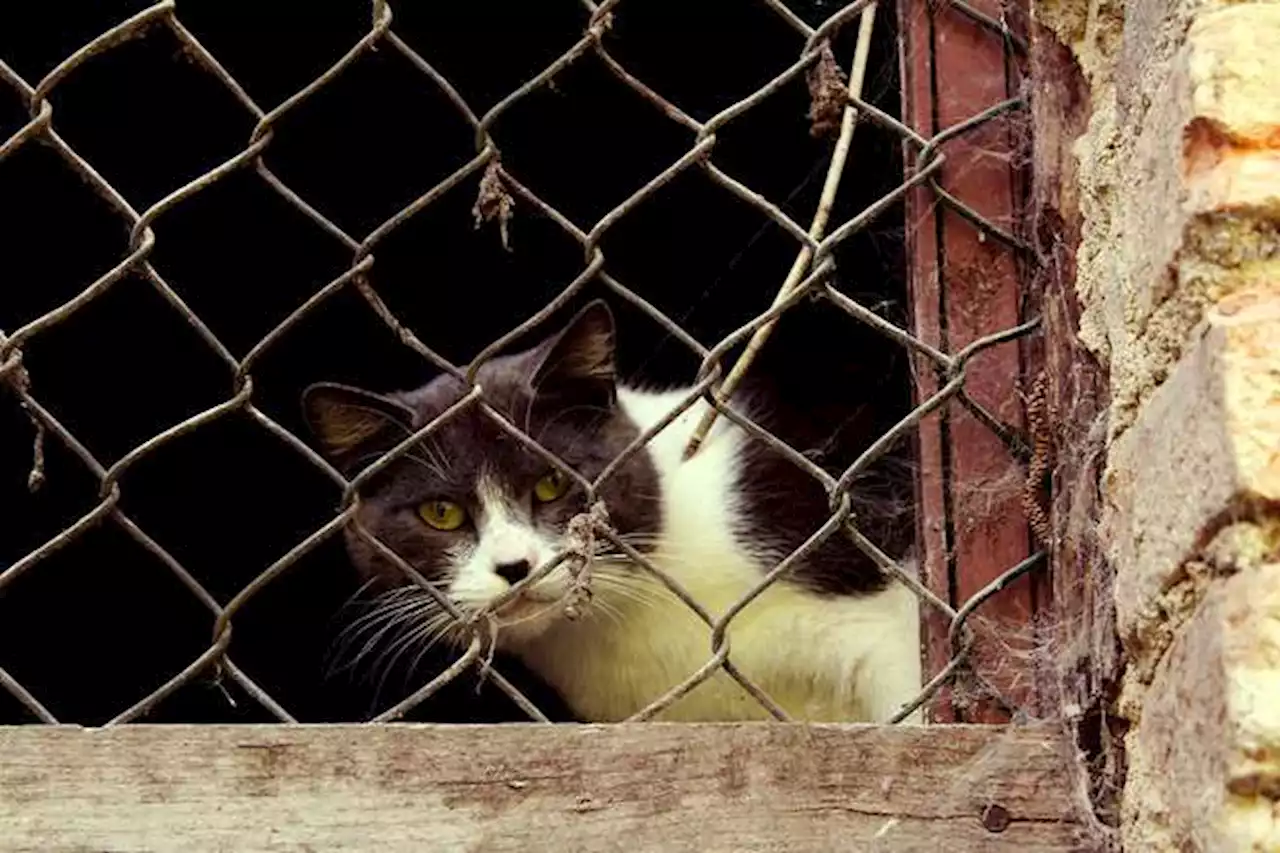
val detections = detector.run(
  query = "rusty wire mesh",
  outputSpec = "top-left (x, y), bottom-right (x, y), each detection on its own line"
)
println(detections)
top-left (0, 0), bottom-right (1043, 726)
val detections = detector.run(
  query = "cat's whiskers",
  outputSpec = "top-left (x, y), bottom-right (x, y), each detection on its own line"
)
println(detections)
top-left (333, 576), bottom-right (382, 616)
top-left (585, 595), bottom-right (626, 629)
top-left (482, 600), bottom-right (572, 645)
top-left (350, 613), bottom-right (433, 685)
top-left (589, 587), bottom-right (653, 617)
top-left (339, 591), bottom-right (438, 650)
top-left (404, 614), bottom-right (471, 681)
top-left (334, 588), bottom-right (451, 684)
top-left (595, 583), bottom-right (670, 614)
top-left (326, 581), bottom-right (403, 678)
top-left (587, 569), bottom-right (675, 612)
top-left (372, 610), bottom-right (460, 699)
top-left (613, 531), bottom-right (674, 551)
top-left (332, 597), bottom-right (419, 667)
top-left (593, 546), bottom-right (692, 574)
top-left (368, 605), bottom-right (461, 688)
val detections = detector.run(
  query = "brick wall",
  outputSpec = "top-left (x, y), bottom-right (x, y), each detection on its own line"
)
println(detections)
top-left (1033, 0), bottom-right (1280, 848)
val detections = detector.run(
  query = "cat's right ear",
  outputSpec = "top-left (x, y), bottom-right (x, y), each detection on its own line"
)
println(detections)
top-left (301, 383), bottom-right (415, 471)
top-left (527, 299), bottom-right (617, 410)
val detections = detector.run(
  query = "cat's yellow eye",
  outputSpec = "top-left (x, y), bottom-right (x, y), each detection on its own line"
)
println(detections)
top-left (417, 500), bottom-right (466, 531)
top-left (534, 470), bottom-right (570, 503)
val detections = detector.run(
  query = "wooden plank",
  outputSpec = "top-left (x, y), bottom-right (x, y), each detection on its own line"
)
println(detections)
top-left (932, 0), bottom-right (1034, 724)
top-left (1027, 14), bottom-right (1120, 767)
top-left (0, 723), bottom-right (1088, 852)
top-left (902, 0), bottom-right (1036, 722)
top-left (898, 0), bottom-right (958, 725)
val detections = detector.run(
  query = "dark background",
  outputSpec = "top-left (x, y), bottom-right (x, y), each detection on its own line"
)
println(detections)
top-left (0, 0), bottom-right (911, 724)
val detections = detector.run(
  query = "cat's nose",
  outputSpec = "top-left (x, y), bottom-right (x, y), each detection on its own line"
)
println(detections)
top-left (495, 559), bottom-right (532, 586)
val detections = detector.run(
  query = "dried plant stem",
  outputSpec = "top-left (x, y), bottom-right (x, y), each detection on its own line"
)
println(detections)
top-left (684, 4), bottom-right (879, 459)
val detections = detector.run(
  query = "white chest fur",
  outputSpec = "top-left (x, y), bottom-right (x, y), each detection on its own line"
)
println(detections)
top-left (514, 388), bottom-right (923, 723)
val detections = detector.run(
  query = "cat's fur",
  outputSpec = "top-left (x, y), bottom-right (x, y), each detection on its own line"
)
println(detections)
top-left (303, 300), bottom-right (921, 722)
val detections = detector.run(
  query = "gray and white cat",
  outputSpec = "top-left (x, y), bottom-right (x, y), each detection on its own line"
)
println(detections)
top-left (303, 300), bottom-right (921, 722)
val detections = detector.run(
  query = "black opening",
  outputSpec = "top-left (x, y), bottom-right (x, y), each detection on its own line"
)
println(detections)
top-left (0, 0), bottom-right (910, 724)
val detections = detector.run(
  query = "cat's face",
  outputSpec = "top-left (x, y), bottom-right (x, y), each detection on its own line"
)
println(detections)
top-left (303, 301), bottom-right (660, 644)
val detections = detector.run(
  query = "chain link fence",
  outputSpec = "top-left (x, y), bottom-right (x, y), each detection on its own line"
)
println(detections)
top-left (0, 0), bottom-right (1043, 726)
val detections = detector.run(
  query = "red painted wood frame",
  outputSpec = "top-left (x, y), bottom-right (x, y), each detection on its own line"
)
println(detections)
top-left (898, 0), bottom-right (1039, 723)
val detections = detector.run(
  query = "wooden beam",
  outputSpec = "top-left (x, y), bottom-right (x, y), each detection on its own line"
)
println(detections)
top-left (900, 0), bottom-right (1037, 722)
top-left (898, 0), bottom-right (955, 724)
top-left (1027, 15), bottom-right (1118, 717)
top-left (0, 723), bottom-right (1089, 851)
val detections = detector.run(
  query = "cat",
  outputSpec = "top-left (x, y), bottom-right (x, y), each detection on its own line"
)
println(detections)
top-left (303, 300), bottom-right (922, 723)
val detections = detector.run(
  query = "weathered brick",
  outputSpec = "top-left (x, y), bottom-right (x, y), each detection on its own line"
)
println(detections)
top-left (1122, 561), bottom-right (1280, 851)
top-left (1182, 6), bottom-right (1280, 213)
top-left (1116, 1), bottom-right (1280, 144)
top-left (1124, 4), bottom-right (1280, 326)
top-left (1044, 0), bottom-right (1280, 848)
top-left (1076, 1), bottom-right (1280, 435)
top-left (1104, 289), bottom-right (1280, 645)
top-left (1185, 5), bottom-right (1280, 148)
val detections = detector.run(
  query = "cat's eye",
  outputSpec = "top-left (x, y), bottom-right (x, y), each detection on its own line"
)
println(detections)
top-left (534, 470), bottom-right (570, 503)
top-left (417, 500), bottom-right (466, 531)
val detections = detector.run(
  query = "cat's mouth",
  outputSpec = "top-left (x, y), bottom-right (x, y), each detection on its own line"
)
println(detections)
top-left (487, 584), bottom-right (573, 629)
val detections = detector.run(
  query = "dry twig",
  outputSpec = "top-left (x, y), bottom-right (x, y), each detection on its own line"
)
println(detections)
top-left (684, 4), bottom-right (880, 458)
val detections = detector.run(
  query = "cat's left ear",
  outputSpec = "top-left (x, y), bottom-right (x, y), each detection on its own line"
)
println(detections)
top-left (528, 300), bottom-right (617, 409)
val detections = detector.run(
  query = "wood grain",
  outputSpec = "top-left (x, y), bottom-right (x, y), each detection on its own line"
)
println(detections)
top-left (1024, 16), bottom-right (1120, 760)
top-left (900, 0), bottom-right (1038, 722)
top-left (898, 0), bottom-right (955, 724)
top-left (930, 0), bottom-right (1035, 722)
top-left (0, 722), bottom-right (1089, 852)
